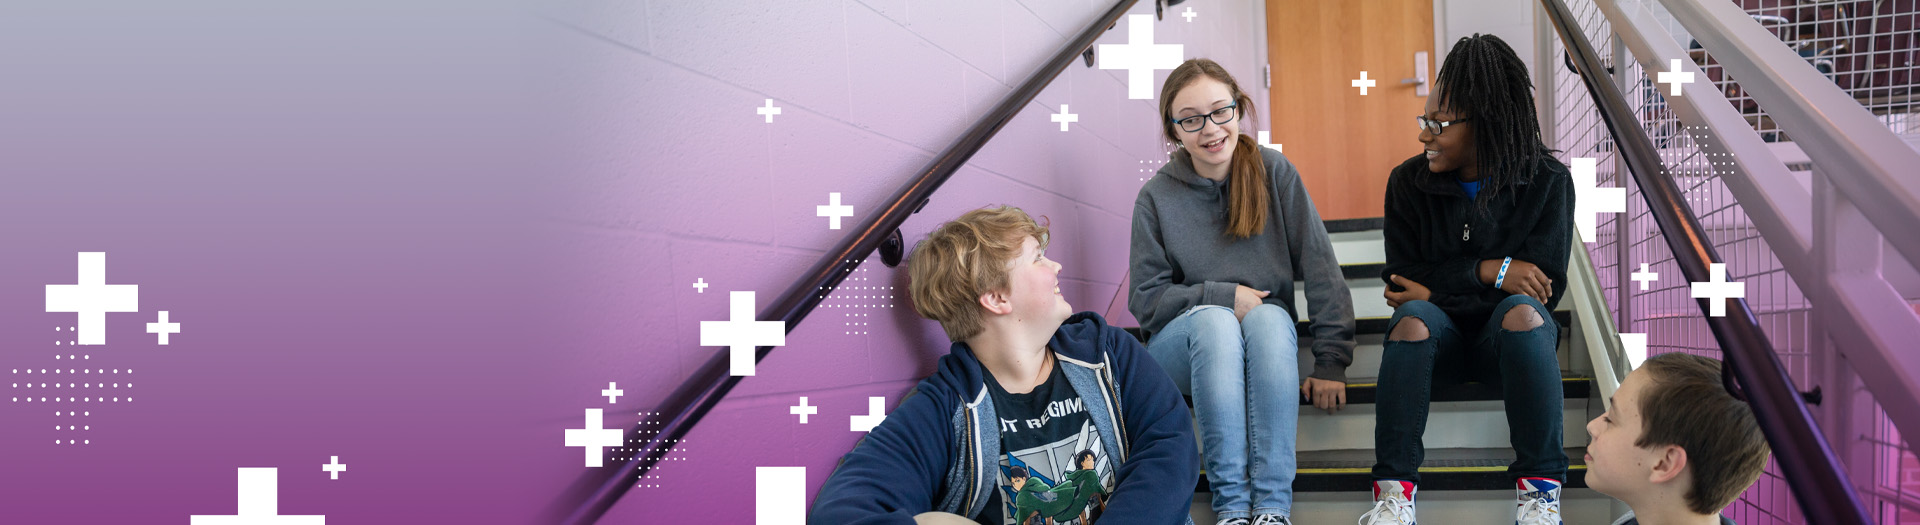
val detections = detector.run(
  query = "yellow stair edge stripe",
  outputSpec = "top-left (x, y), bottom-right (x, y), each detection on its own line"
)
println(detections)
top-left (1343, 377), bottom-right (1594, 389)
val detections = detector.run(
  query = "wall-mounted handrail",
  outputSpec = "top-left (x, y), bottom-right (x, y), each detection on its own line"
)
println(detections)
top-left (547, 1), bottom-right (1144, 522)
top-left (1536, 0), bottom-right (1873, 522)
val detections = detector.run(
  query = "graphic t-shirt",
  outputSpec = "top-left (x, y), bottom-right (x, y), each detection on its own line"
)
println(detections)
top-left (973, 358), bottom-right (1115, 525)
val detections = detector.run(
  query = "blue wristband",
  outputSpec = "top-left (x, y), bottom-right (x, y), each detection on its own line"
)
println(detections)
top-left (1496, 257), bottom-right (1513, 289)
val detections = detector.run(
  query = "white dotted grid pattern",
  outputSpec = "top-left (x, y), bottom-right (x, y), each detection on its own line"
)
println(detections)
top-left (625, 413), bottom-right (687, 489)
top-left (818, 259), bottom-right (894, 336)
top-left (13, 324), bottom-right (142, 445)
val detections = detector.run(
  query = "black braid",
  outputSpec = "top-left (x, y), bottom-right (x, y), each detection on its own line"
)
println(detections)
top-left (1434, 34), bottom-right (1553, 212)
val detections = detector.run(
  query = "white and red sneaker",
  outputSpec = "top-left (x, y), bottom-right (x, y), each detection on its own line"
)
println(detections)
top-left (1358, 479), bottom-right (1416, 525)
top-left (1516, 477), bottom-right (1563, 525)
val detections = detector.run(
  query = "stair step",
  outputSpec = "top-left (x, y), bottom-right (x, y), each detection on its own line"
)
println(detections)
top-left (1324, 217), bottom-right (1385, 233)
top-left (1191, 489), bottom-right (1618, 524)
top-left (1307, 376), bottom-right (1590, 405)
top-left (1122, 310), bottom-right (1573, 340)
top-left (1196, 447), bottom-right (1589, 494)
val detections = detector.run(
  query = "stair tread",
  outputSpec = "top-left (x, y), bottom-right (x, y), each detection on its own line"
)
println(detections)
top-left (1121, 310), bottom-right (1573, 341)
top-left (1198, 447), bottom-right (1589, 493)
top-left (1324, 217), bottom-right (1385, 233)
top-left (1309, 376), bottom-right (1591, 404)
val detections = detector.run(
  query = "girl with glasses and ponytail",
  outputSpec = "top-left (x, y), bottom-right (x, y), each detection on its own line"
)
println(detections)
top-left (1129, 58), bottom-right (1357, 525)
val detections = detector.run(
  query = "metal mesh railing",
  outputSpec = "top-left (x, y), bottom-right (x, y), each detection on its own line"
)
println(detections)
top-left (1551, 0), bottom-right (1919, 522)
top-left (1685, 0), bottom-right (1920, 140)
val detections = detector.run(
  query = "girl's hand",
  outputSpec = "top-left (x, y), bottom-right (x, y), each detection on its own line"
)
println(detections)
top-left (1383, 274), bottom-right (1431, 308)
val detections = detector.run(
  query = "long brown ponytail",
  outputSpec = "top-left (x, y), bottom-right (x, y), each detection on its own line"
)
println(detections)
top-left (1159, 58), bottom-right (1269, 239)
top-left (1223, 133), bottom-right (1269, 238)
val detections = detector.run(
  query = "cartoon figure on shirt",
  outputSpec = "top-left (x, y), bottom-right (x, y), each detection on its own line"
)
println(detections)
top-left (1010, 466), bottom-right (1069, 525)
top-left (1060, 449), bottom-right (1107, 522)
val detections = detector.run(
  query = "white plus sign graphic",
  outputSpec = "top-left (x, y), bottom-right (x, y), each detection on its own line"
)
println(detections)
top-left (790, 397), bottom-right (817, 424)
top-left (700, 291), bottom-right (786, 376)
top-left (1051, 104), bottom-right (1078, 131)
top-left (1256, 131), bottom-right (1282, 153)
top-left (1631, 263), bottom-right (1660, 291)
top-left (1690, 263), bottom-right (1746, 317)
top-left (146, 310), bottom-right (180, 345)
top-left (1619, 333), bottom-right (1649, 369)
top-left (1181, 6), bottom-right (1197, 22)
top-left (1352, 71), bottom-right (1377, 95)
top-left (601, 382), bottom-right (624, 404)
top-left (849, 396), bottom-right (888, 433)
top-left (1098, 14), bottom-right (1184, 99)
top-left (1656, 59), bottom-right (1695, 97)
top-left (692, 278), bottom-right (709, 293)
top-left (188, 468), bottom-right (325, 525)
top-left (816, 193), bottom-right (854, 230)
top-left (46, 252), bottom-right (139, 346)
top-left (321, 456), bottom-right (346, 480)
top-left (565, 408), bottom-right (624, 467)
top-left (757, 99), bottom-right (782, 123)
top-left (1571, 157), bottom-right (1626, 243)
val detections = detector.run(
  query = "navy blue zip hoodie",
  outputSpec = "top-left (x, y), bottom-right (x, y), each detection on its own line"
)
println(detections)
top-left (809, 312), bottom-right (1199, 524)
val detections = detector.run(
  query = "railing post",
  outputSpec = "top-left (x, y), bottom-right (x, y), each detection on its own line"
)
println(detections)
top-left (1813, 166), bottom-right (1895, 509)
top-left (1610, 31), bottom-right (1634, 333)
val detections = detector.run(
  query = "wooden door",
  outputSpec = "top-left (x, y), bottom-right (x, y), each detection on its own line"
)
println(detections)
top-left (1266, 0), bottom-right (1434, 220)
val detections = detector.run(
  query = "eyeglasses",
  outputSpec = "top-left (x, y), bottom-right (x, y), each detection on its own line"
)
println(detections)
top-left (1170, 102), bottom-right (1239, 133)
top-left (1417, 115), bottom-right (1471, 136)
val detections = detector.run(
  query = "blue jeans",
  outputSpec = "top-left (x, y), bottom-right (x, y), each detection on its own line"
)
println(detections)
top-left (1145, 304), bottom-right (1299, 520)
top-left (1371, 295), bottom-right (1566, 484)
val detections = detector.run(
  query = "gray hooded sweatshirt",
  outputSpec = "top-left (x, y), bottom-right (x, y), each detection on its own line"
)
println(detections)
top-left (1128, 146), bottom-right (1356, 382)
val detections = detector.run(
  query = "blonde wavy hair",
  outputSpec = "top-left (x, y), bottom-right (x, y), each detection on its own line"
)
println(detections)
top-left (907, 206), bottom-right (1050, 341)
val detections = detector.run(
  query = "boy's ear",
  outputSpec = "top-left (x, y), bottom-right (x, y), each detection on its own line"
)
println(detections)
top-left (1648, 444), bottom-right (1690, 485)
top-left (979, 288), bottom-right (1013, 316)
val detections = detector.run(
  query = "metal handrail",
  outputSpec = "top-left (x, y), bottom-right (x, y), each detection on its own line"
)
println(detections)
top-left (546, 1), bottom-right (1144, 522)
top-left (1536, 0), bottom-right (1873, 522)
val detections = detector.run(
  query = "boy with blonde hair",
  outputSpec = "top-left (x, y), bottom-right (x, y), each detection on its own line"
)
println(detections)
top-left (812, 205), bottom-right (1199, 525)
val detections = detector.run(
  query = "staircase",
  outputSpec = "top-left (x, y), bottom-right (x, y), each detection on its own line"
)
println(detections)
top-left (1120, 218), bottom-right (1620, 524)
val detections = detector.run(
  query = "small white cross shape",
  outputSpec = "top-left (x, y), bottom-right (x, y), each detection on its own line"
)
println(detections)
top-left (1656, 59), bottom-right (1695, 97)
top-left (692, 278), bottom-right (709, 293)
top-left (1352, 72), bottom-right (1377, 95)
top-left (1631, 263), bottom-right (1659, 291)
top-left (757, 99), bottom-right (782, 123)
top-left (790, 397), bottom-right (818, 424)
top-left (1051, 105), bottom-right (1078, 131)
top-left (816, 193), bottom-right (854, 230)
top-left (700, 291), bottom-right (786, 376)
top-left (565, 408), bottom-right (624, 467)
top-left (322, 456), bottom-right (346, 480)
top-left (601, 382), bottom-right (624, 404)
top-left (1181, 7), bottom-right (1197, 22)
top-left (147, 311), bottom-right (180, 345)
top-left (1690, 263), bottom-right (1746, 317)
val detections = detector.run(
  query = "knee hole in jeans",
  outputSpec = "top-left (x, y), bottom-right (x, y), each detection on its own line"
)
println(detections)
top-left (1389, 317), bottom-right (1430, 342)
top-left (1502, 304), bottom-right (1545, 331)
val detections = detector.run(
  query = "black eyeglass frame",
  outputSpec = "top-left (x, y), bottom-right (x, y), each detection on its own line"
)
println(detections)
top-left (1416, 115), bottom-right (1472, 136)
top-left (1170, 102), bottom-right (1240, 133)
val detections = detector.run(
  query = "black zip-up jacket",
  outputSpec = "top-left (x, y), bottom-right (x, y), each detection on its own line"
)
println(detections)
top-left (1379, 153), bottom-right (1575, 329)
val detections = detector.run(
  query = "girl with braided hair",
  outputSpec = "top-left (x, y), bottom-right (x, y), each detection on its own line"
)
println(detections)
top-left (1360, 34), bottom-right (1576, 525)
